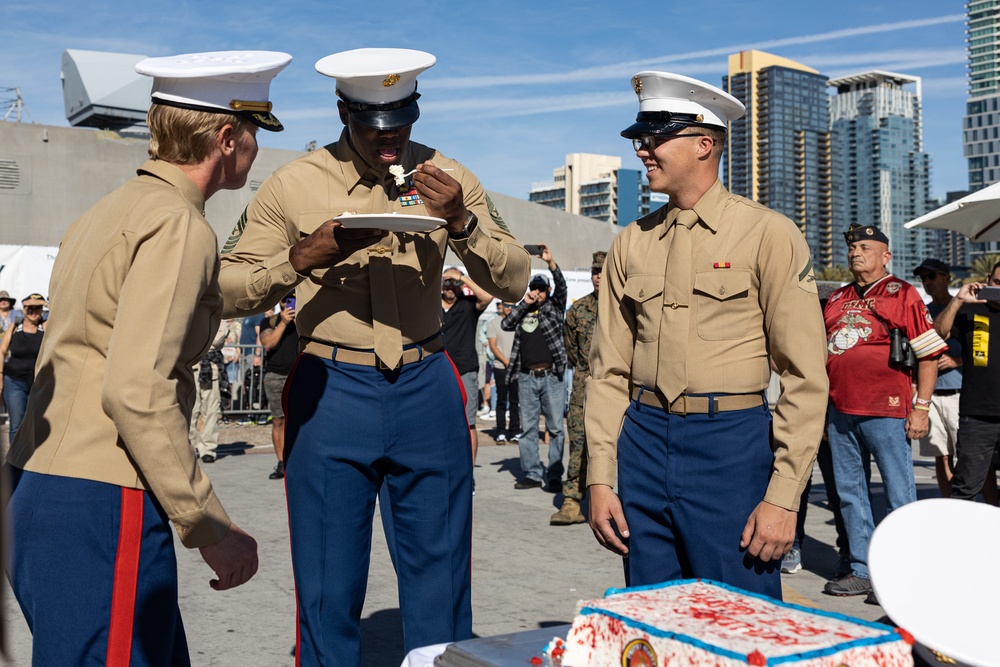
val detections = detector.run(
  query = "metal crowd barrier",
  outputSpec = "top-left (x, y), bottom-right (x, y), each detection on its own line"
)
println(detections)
top-left (223, 343), bottom-right (271, 422)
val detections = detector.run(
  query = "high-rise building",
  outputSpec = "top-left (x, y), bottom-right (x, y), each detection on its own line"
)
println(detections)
top-left (923, 191), bottom-right (974, 275)
top-left (829, 71), bottom-right (932, 274)
top-left (965, 0), bottom-right (1000, 191)
top-left (963, 0), bottom-right (999, 259)
top-left (528, 153), bottom-right (650, 226)
top-left (723, 51), bottom-right (834, 268)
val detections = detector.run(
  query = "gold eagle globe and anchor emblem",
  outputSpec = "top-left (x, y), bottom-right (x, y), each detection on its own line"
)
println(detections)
top-left (383, 73), bottom-right (400, 87)
top-left (632, 75), bottom-right (642, 94)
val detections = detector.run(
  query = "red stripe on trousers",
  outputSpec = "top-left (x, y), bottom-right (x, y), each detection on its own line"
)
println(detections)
top-left (443, 350), bottom-right (469, 414)
top-left (106, 487), bottom-right (144, 666)
top-left (282, 356), bottom-right (303, 666)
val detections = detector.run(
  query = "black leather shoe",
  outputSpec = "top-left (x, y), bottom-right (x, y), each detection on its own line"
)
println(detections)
top-left (269, 461), bottom-right (285, 480)
top-left (201, 453), bottom-right (216, 463)
top-left (513, 478), bottom-right (542, 490)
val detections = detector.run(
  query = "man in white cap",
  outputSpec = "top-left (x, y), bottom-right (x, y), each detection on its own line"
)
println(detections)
top-left (585, 71), bottom-right (829, 599)
top-left (217, 48), bottom-right (529, 666)
top-left (6, 50), bottom-right (290, 665)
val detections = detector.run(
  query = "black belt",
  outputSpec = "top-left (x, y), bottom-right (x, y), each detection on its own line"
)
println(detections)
top-left (525, 367), bottom-right (554, 377)
top-left (934, 389), bottom-right (959, 396)
top-left (631, 386), bottom-right (765, 416)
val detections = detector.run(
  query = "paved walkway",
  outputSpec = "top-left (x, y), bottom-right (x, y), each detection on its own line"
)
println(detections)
top-left (1, 420), bottom-right (945, 666)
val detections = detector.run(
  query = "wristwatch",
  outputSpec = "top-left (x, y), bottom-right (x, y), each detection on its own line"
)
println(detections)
top-left (448, 211), bottom-right (478, 240)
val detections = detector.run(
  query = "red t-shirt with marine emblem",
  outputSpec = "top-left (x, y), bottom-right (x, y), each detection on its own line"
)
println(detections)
top-left (824, 274), bottom-right (948, 418)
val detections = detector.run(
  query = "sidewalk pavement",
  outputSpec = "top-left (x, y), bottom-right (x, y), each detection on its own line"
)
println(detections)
top-left (2, 419), bottom-right (944, 666)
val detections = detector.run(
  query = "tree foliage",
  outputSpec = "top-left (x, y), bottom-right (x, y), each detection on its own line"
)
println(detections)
top-left (964, 254), bottom-right (1000, 284)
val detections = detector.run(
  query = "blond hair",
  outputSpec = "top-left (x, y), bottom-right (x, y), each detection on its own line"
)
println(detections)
top-left (704, 127), bottom-right (727, 160)
top-left (146, 104), bottom-right (253, 164)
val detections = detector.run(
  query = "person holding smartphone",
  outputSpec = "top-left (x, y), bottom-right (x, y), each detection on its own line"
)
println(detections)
top-left (259, 293), bottom-right (299, 480)
top-left (501, 243), bottom-right (568, 492)
top-left (933, 261), bottom-right (1000, 505)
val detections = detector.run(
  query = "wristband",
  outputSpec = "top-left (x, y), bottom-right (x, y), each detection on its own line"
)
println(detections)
top-left (914, 397), bottom-right (931, 406)
top-left (913, 405), bottom-right (930, 412)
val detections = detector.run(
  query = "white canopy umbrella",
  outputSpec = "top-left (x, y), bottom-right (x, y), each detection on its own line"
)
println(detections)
top-left (905, 180), bottom-right (1000, 242)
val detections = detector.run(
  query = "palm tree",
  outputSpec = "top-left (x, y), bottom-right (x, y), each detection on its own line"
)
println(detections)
top-left (965, 254), bottom-right (1000, 284)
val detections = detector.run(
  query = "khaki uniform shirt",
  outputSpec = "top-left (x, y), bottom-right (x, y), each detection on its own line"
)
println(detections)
top-left (218, 130), bottom-right (530, 339)
top-left (7, 160), bottom-right (230, 548)
top-left (585, 180), bottom-right (829, 511)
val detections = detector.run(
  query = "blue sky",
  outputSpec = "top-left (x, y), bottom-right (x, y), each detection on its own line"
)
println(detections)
top-left (1, 1), bottom-right (968, 203)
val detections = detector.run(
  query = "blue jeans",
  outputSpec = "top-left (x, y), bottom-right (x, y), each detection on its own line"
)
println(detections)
top-left (827, 405), bottom-right (916, 580)
top-left (3, 375), bottom-right (29, 446)
top-left (516, 371), bottom-right (566, 483)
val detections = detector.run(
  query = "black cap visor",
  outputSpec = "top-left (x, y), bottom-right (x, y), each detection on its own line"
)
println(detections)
top-left (150, 98), bottom-right (284, 132)
top-left (620, 110), bottom-right (725, 139)
top-left (340, 91), bottom-right (420, 131)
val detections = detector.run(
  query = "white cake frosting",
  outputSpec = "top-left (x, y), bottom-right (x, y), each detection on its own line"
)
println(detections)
top-left (556, 579), bottom-right (914, 667)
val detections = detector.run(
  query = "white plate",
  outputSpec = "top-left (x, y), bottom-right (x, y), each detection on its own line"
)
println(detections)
top-left (869, 498), bottom-right (1000, 666)
top-left (334, 213), bottom-right (445, 233)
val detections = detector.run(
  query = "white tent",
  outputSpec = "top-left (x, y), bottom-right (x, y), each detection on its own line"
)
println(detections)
top-left (0, 245), bottom-right (59, 305)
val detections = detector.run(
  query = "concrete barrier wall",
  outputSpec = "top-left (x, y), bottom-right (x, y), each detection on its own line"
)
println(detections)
top-left (1, 122), bottom-right (626, 271)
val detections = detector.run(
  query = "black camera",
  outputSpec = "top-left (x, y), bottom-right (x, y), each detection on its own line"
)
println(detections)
top-left (888, 328), bottom-right (916, 370)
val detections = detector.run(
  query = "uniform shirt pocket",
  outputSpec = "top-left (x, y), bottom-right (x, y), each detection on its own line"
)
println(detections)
top-left (623, 275), bottom-right (665, 343)
top-left (298, 210), bottom-right (330, 237)
top-left (693, 270), bottom-right (751, 341)
top-left (298, 210), bottom-right (362, 285)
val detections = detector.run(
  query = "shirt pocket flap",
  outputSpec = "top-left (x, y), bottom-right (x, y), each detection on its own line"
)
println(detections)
top-left (623, 275), bottom-right (664, 304)
top-left (693, 270), bottom-right (751, 302)
top-left (299, 210), bottom-right (331, 237)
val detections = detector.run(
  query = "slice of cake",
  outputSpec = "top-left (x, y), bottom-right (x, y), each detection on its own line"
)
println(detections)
top-left (558, 579), bottom-right (913, 666)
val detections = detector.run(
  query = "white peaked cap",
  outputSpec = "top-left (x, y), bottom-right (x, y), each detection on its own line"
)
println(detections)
top-left (136, 50), bottom-right (292, 131)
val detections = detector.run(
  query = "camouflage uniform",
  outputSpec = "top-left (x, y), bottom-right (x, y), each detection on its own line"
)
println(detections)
top-left (562, 291), bottom-right (598, 502)
top-left (551, 251), bottom-right (606, 526)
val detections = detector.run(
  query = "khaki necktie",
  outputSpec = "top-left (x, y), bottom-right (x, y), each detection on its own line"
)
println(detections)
top-left (367, 174), bottom-right (403, 369)
top-left (657, 209), bottom-right (699, 403)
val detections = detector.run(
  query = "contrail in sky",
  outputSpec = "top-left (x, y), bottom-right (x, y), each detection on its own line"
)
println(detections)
top-left (425, 14), bottom-right (965, 90)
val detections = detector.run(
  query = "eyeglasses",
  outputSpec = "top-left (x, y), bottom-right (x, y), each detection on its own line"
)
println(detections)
top-left (501, 303), bottom-right (514, 308)
top-left (631, 134), bottom-right (711, 152)
top-left (442, 278), bottom-right (463, 288)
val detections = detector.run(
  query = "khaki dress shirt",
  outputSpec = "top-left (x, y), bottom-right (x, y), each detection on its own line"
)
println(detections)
top-left (218, 130), bottom-right (530, 343)
top-left (585, 180), bottom-right (829, 511)
top-left (7, 160), bottom-right (230, 548)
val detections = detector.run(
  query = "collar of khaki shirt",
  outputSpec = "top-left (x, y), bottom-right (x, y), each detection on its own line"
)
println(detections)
top-left (136, 159), bottom-right (206, 214)
top-left (659, 179), bottom-right (728, 239)
top-left (331, 128), bottom-right (410, 194)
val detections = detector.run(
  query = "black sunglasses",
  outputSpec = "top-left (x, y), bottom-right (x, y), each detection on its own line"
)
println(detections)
top-left (632, 134), bottom-right (711, 152)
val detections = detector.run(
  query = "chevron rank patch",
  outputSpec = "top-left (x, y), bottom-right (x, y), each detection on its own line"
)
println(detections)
top-left (486, 194), bottom-right (510, 232)
top-left (221, 207), bottom-right (248, 254)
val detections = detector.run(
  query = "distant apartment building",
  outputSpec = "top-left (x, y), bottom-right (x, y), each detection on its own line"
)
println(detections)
top-left (723, 51), bottom-right (834, 268)
top-left (923, 191), bottom-right (974, 274)
top-left (829, 71), bottom-right (932, 274)
top-left (964, 0), bottom-right (1000, 258)
top-left (528, 153), bottom-right (650, 226)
